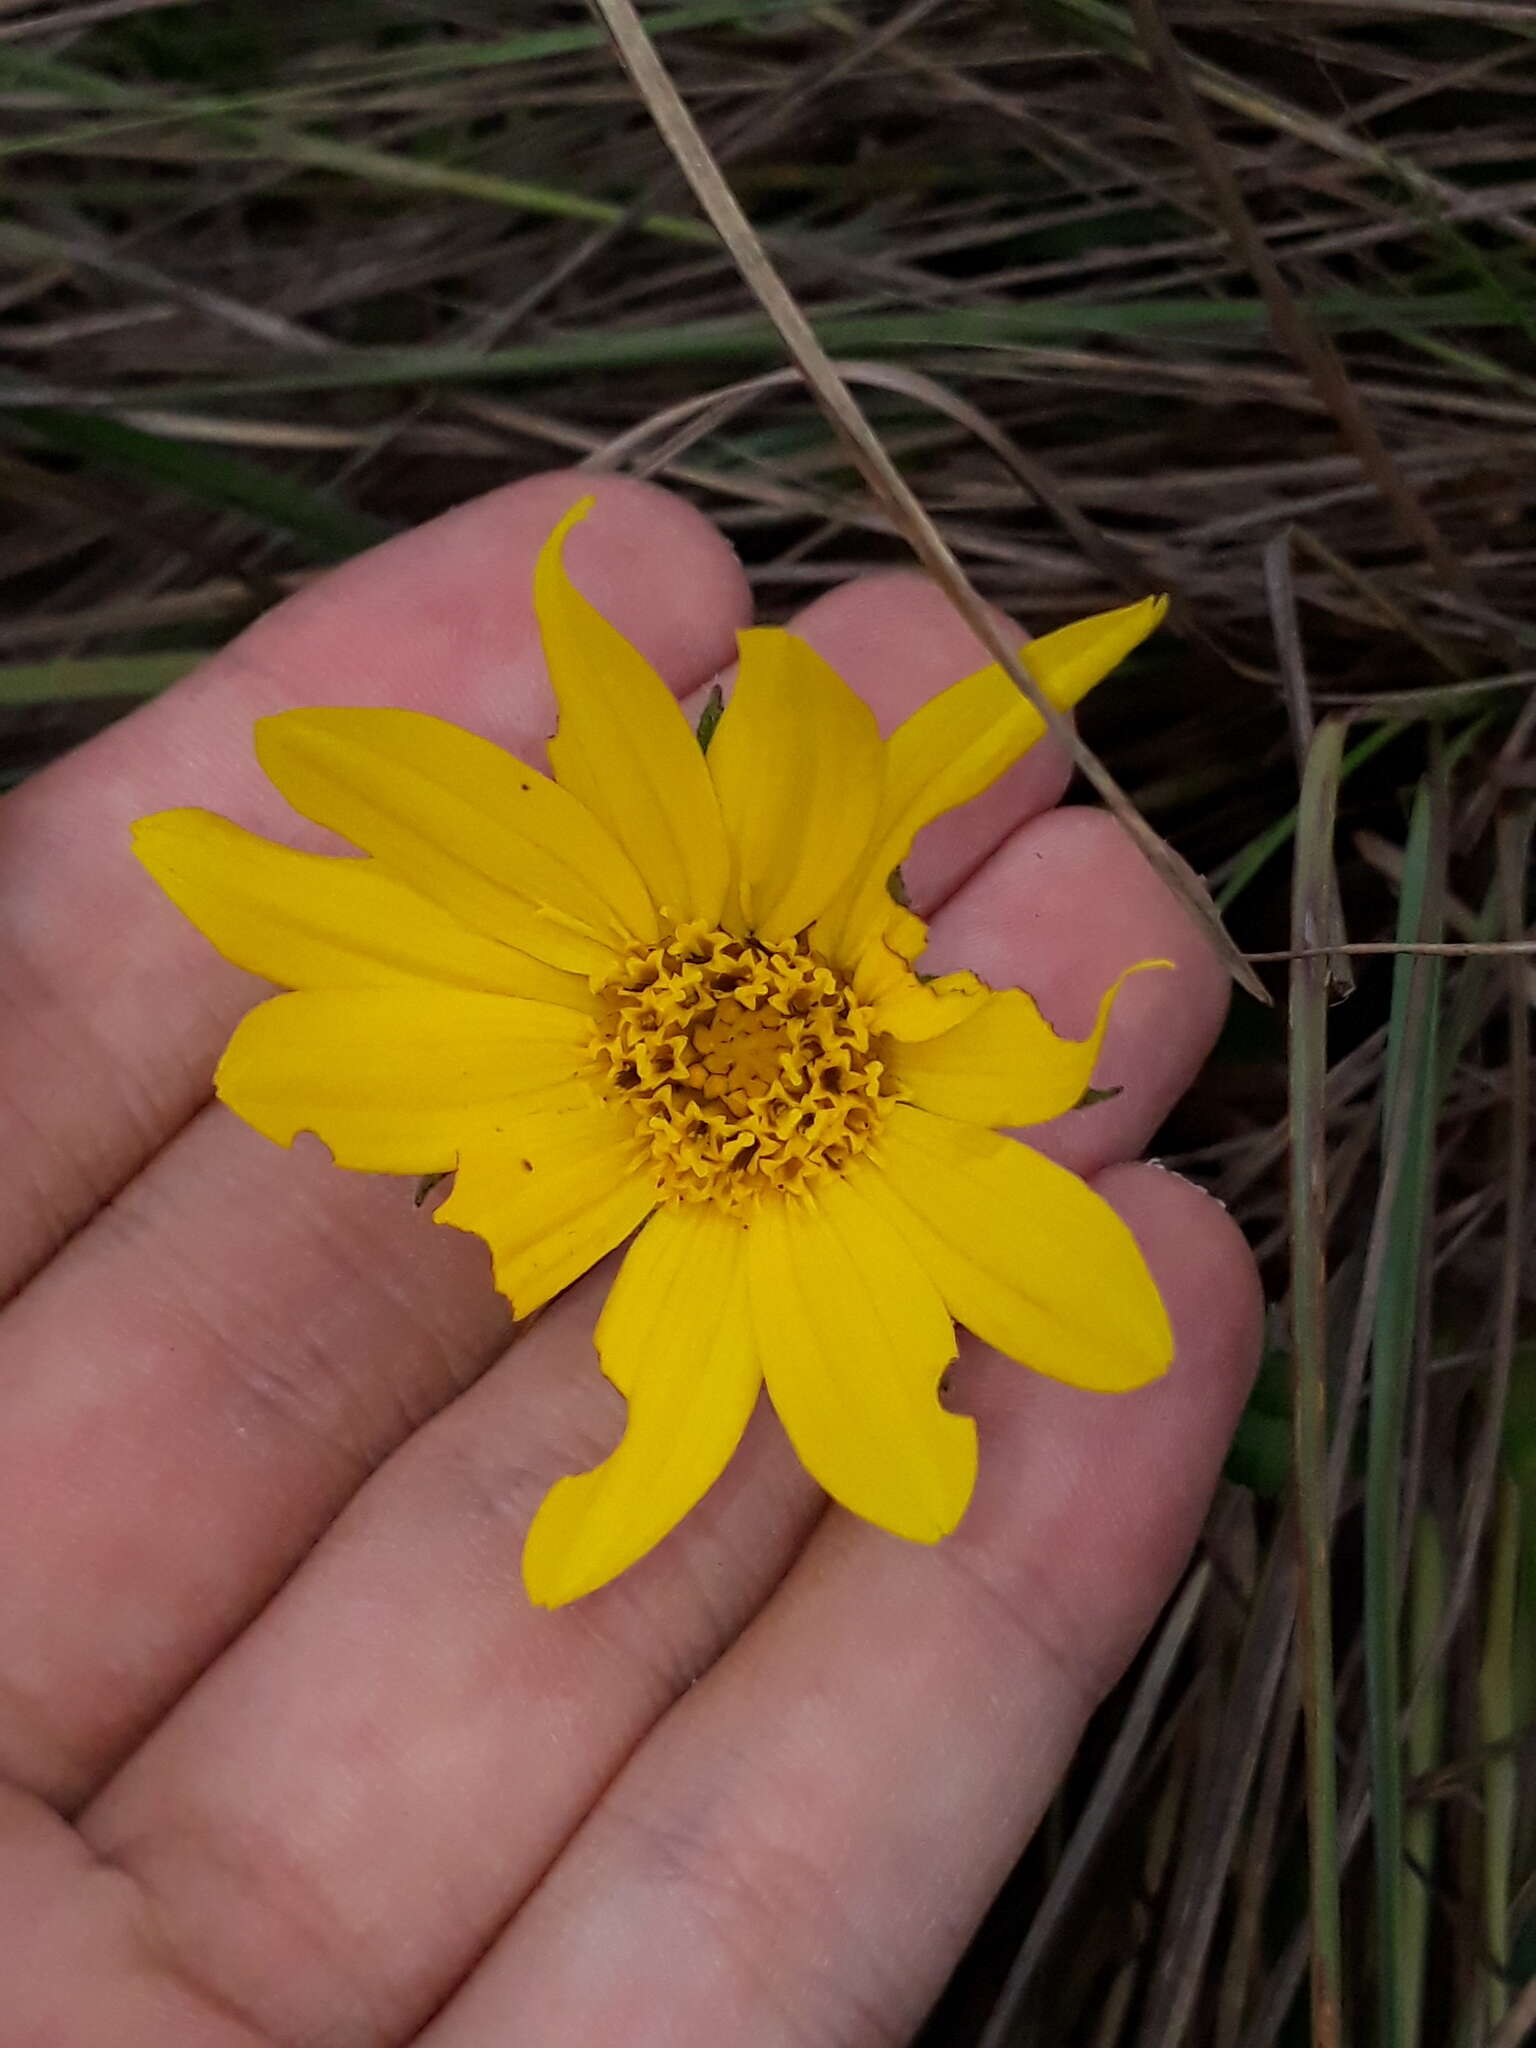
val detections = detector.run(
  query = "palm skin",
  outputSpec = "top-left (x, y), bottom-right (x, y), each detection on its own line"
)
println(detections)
top-left (0, 471), bottom-right (1260, 2046)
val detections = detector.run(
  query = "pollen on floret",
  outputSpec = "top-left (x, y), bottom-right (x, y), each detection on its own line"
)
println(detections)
top-left (589, 920), bottom-right (895, 1215)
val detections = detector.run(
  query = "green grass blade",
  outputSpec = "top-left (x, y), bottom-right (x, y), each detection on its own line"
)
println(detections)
top-left (0, 652), bottom-right (211, 705)
top-left (0, 23), bottom-right (788, 249)
top-left (4, 409), bottom-right (391, 560)
top-left (1481, 812), bottom-right (1534, 2036)
top-left (301, 1), bottom-right (816, 87)
top-left (1216, 721), bottom-right (1405, 911)
top-left (0, 3), bottom-right (808, 123)
top-left (1289, 717), bottom-right (1349, 2048)
top-left (1365, 780), bottom-right (1446, 2048)
top-left (248, 126), bottom-right (716, 246)
top-left (43, 291), bottom-right (1524, 410)
top-left (1481, 1476), bottom-right (1520, 2035)
top-left (1401, 1513), bottom-right (1445, 2048)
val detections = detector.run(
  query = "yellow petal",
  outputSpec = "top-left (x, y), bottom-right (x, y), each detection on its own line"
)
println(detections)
top-left (132, 808), bottom-right (590, 1009)
top-left (1024, 595), bottom-right (1171, 707)
top-left (435, 1097), bottom-right (654, 1317)
top-left (750, 1177), bottom-right (974, 1543)
top-left (215, 985), bottom-right (596, 1172)
top-left (522, 1204), bottom-right (761, 1606)
top-left (256, 706), bottom-right (655, 976)
top-left (538, 497), bottom-right (729, 925)
top-left (866, 1105), bottom-right (1171, 1391)
top-left (890, 961), bottom-right (1171, 1127)
top-left (871, 969), bottom-right (989, 1043)
top-left (878, 595), bottom-right (1169, 847)
top-left (816, 595), bottom-right (1167, 978)
top-left (707, 627), bottom-right (882, 943)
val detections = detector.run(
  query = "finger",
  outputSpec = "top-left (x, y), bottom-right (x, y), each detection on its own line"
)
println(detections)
top-left (0, 1120), bottom-right (515, 1810)
top-left (62, 583), bottom-right (1108, 2043)
top-left (0, 475), bottom-right (752, 1806)
top-left (0, 470), bottom-right (749, 1302)
top-left (1, 1781), bottom-right (268, 2046)
top-left (78, 1268), bottom-right (818, 2046)
top-left (920, 803), bottom-right (1232, 1176)
top-left (418, 1166), bottom-right (1262, 2048)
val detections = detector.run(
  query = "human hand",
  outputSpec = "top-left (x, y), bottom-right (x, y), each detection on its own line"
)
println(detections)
top-left (2, 472), bottom-right (1260, 2044)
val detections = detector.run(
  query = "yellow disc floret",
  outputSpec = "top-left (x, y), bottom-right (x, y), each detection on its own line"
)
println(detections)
top-left (591, 920), bottom-right (894, 1213)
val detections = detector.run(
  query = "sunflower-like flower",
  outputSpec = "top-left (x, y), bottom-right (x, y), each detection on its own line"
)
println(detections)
top-left (134, 500), bottom-right (1174, 1607)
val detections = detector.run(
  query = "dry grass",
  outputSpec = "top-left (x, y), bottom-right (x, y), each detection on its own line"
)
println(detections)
top-left (1, 2), bottom-right (1533, 2041)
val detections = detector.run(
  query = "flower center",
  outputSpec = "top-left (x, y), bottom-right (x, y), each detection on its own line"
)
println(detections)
top-left (591, 921), bottom-right (894, 1213)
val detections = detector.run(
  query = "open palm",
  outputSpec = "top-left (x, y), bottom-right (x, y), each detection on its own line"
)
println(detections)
top-left (3, 472), bottom-right (1259, 2045)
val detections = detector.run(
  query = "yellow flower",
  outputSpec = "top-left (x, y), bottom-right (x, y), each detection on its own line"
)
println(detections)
top-left (133, 499), bottom-right (1174, 1608)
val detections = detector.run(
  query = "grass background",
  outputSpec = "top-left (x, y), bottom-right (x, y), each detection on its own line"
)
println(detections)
top-left (1, 1), bottom-right (1533, 2042)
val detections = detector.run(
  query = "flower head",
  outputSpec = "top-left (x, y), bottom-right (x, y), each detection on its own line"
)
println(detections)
top-left (133, 499), bottom-right (1174, 1607)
